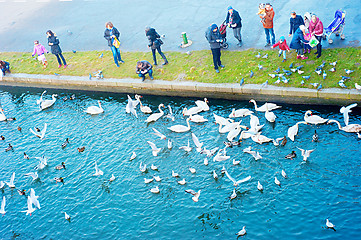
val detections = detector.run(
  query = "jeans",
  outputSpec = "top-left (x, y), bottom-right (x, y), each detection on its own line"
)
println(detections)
top-left (111, 46), bottom-right (123, 66)
top-left (151, 46), bottom-right (167, 65)
top-left (138, 69), bottom-right (153, 79)
top-left (233, 27), bottom-right (242, 43)
top-left (211, 48), bottom-right (222, 70)
top-left (55, 53), bottom-right (67, 66)
top-left (279, 50), bottom-right (287, 59)
top-left (315, 35), bottom-right (322, 57)
top-left (296, 48), bottom-right (303, 55)
top-left (264, 28), bottom-right (275, 44)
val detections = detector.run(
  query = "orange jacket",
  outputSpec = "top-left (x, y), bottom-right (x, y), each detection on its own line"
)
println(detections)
top-left (262, 7), bottom-right (275, 29)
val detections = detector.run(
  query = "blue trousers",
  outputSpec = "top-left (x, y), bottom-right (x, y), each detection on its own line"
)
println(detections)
top-left (264, 28), bottom-right (275, 45)
top-left (138, 69), bottom-right (153, 78)
top-left (111, 46), bottom-right (122, 66)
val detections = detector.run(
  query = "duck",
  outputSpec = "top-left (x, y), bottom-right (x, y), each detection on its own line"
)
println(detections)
top-left (0, 135), bottom-right (5, 140)
top-left (145, 104), bottom-right (165, 123)
top-left (257, 181), bottom-right (263, 191)
top-left (229, 108), bottom-right (253, 118)
top-left (24, 152), bottom-right (29, 159)
top-left (195, 98), bottom-right (209, 111)
top-left (135, 95), bottom-right (152, 114)
top-left (154, 176), bottom-right (161, 182)
top-left (182, 106), bottom-right (203, 116)
top-left (61, 138), bottom-right (69, 148)
top-left (288, 121), bottom-right (308, 141)
top-left (304, 110), bottom-right (328, 124)
top-left (54, 177), bottom-right (64, 183)
top-left (55, 162), bottom-right (66, 170)
top-left (40, 94), bottom-right (57, 110)
top-left (312, 130), bottom-right (319, 142)
top-left (5, 143), bottom-right (13, 152)
top-left (280, 136), bottom-right (287, 146)
top-left (285, 151), bottom-right (296, 159)
top-left (17, 126), bottom-right (22, 131)
top-left (18, 189), bottom-right (26, 196)
top-left (64, 212), bottom-right (71, 221)
top-left (77, 146), bottom-right (85, 152)
top-left (249, 99), bottom-right (281, 112)
top-left (168, 118), bottom-right (191, 133)
top-left (189, 114), bottom-right (208, 123)
top-left (130, 151), bottom-right (137, 160)
top-left (85, 101), bottom-right (104, 115)
top-left (178, 179), bottom-right (186, 185)
top-left (0, 108), bottom-right (7, 121)
top-left (328, 119), bottom-right (361, 133)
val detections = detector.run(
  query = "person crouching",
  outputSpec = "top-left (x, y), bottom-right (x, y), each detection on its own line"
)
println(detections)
top-left (136, 61), bottom-right (153, 81)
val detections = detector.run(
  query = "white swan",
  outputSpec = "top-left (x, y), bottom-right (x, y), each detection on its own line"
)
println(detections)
top-left (0, 108), bottom-right (6, 121)
top-left (213, 113), bottom-right (233, 125)
top-left (135, 95), bottom-right (152, 114)
top-left (195, 98), bottom-right (209, 111)
top-left (328, 119), bottom-right (361, 133)
top-left (249, 99), bottom-right (281, 112)
top-left (340, 103), bottom-right (357, 126)
top-left (125, 95), bottom-right (138, 118)
top-left (85, 101), bottom-right (104, 115)
top-left (40, 94), bottom-right (57, 110)
top-left (168, 118), bottom-right (191, 133)
top-left (229, 108), bottom-right (253, 118)
top-left (145, 104), bottom-right (164, 123)
top-left (182, 106), bottom-right (203, 116)
top-left (227, 125), bottom-right (242, 141)
top-left (251, 132), bottom-right (273, 144)
top-left (191, 133), bottom-right (203, 152)
top-left (0, 196), bottom-right (6, 215)
top-left (189, 114), bottom-right (208, 123)
top-left (147, 141), bottom-right (161, 156)
top-left (288, 121), bottom-right (308, 141)
top-left (265, 106), bottom-right (276, 123)
top-left (219, 121), bottom-right (239, 133)
top-left (36, 90), bottom-right (46, 105)
top-left (304, 110), bottom-right (328, 124)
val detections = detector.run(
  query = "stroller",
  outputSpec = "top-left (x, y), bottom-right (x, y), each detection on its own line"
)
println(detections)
top-left (219, 20), bottom-right (229, 49)
top-left (323, 9), bottom-right (346, 44)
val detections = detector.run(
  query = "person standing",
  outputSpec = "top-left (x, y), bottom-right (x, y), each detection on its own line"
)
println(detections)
top-left (145, 27), bottom-right (168, 66)
top-left (205, 24), bottom-right (224, 73)
top-left (261, 3), bottom-right (275, 47)
top-left (104, 22), bottom-right (124, 67)
top-left (288, 12), bottom-right (304, 37)
top-left (289, 25), bottom-right (309, 60)
top-left (303, 12), bottom-right (312, 54)
top-left (46, 30), bottom-right (67, 68)
top-left (309, 14), bottom-right (324, 58)
top-left (225, 6), bottom-right (243, 46)
top-left (136, 60), bottom-right (153, 81)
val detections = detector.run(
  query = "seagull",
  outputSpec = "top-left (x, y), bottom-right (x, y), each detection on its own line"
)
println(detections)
top-left (140, 162), bottom-right (147, 173)
top-left (326, 219), bottom-right (335, 229)
top-left (36, 90), bottom-right (47, 105)
top-left (297, 147), bottom-right (315, 161)
top-left (0, 181), bottom-right (5, 189)
top-left (152, 128), bottom-right (166, 140)
top-left (150, 186), bottom-right (160, 194)
top-left (168, 139), bottom-right (172, 149)
top-left (340, 103), bottom-right (357, 126)
top-left (30, 123), bottom-right (47, 140)
top-left (22, 196), bottom-right (36, 216)
top-left (185, 189), bottom-right (201, 202)
top-left (5, 172), bottom-right (15, 188)
top-left (147, 141), bottom-right (161, 156)
top-left (329, 61), bottom-right (337, 66)
top-left (225, 170), bottom-right (251, 186)
top-left (151, 164), bottom-right (158, 171)
top-left (213, 170), bottom-right (218, 180)
top-left (189, 167), bottom-right (196, 174)
top-left (130, 151), bottom-right (137, 160)
top-left (179, 140), bottom-right (192, 152)
top-left (93, 162), bottom-right (103, 176)
top-left (144, 177), bottom-right (154, 183)
top-left (109, 174), bottom-right (116, 182)
top-left (243, 146), bottom-right (262, 160)
top-left (281, 170), bottom-right (287, 178)
top-left (233, 159), bottom-right (240, 165)
top-left (178, 179), bottom-right (186, 185)
top-left (25, 172), bottom-right (39, 181)
top-left (125, 95), bottom-right (138, 118)
top-left (64, 212), bottom-right (71, 221)
top-left (236, 226), bottom-right (246, 236)
top-left (257, 181), bottom-right (263, 191)
top-left (30, 188), bottom-right (40, 209)
top-left (0, 196), bottom-right (6, 215)
top-left (344, 69), bottom-right (354, 75)
top-left (34, 156), bottom-right (48, 170)
top-left (191, 133), bottom-right (203, 152)
top-left (154, 176), bottom-right (161, 182)
top-left (172, 170), bottom-right (179, 178)
top-left (230, 189), bottom-right (237, 199)
top-left (275, 177), bottom-right (281, 186)
top-left (213, 149), bottom-right (230, 162)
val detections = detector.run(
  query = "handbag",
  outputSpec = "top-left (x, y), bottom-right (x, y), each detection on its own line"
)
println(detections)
top-left (112, 38), bottom-right (120, 48)
top-left (308, 35), bottom-right (319, 48)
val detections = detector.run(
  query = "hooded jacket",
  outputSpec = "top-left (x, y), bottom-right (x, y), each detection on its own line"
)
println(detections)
top-left (205, 24), bottom-right (221, 49)
top-left (226, 9), bottom-right (242, 28)
top-left (262, 7), bottom-right (275, 29)
top-left (309, 17), bottom-right (324, 36)
top-left (272, 39), bottom-right (290, 51)
top-left (290, 28), bottom-right (308, 50)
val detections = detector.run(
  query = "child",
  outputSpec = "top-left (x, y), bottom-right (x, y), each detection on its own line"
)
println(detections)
top-left (257, 3), bottom-right (266, 24)
top-left (271, 36), bottom-right (290, 62)
top-left (32, 40), bottom-right (48, 68)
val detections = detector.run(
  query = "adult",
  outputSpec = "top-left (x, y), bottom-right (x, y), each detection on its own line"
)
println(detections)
top-left (205, 24), bottom-right (224, 73)
top-left (261, 3), bottom-right (275, 47)
top-left (303, 12), bottom-right (312, 54)
top-left (289, 12), bottom-right (304, 37)
top-left (145, 27), bottom-right (168, 66)
top-left (46, 30), bottom-right (67, 68)
top-left (104, 22), bottom-right (124, 67)
top-left (0, 60), bottom-right (10, 76)
top-left (225, 6), bottom-right (243, 46)
top-left (290, 25), bottom-right (308, 60)
top-left (136, 60), bottom-right (153, 81)
top-left (309, 14), bottom-right (324, 58)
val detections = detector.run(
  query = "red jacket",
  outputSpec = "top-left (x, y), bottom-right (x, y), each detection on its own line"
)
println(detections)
top-left (272, 40), bottom-right (290, 51)
top-left (262, 7), bottom-right (275, 28)
top-left (309, 17), bottom-right (323, 36)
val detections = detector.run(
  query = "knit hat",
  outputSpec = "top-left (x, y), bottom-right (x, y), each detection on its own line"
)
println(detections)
top-left (227, 6), bottom-right (233, 11)
top-left (299, 25), bottom-right (306, 31)
top-left (280, 36), bottom-right (285, 41)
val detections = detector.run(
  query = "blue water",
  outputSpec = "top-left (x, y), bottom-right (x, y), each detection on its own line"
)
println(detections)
top-left (0, 87), bottom-right (360, 240)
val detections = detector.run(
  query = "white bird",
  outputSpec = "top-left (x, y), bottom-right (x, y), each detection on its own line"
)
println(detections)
top-left (109, 174), bottom-right (116, 182)
top-left (64, 212), bottom-right (71, 221)
top-left (167, 139), bottom-right (173, 149)
top-left (213, 170), bottom-right (218, 179)
top-left (178, 179), bottom-right (186, 185)
top-left (145, 104), bottom-right (165, 123)
top-left (140, 162), bottom-right (147, 173)
top-left (144, 177), bottom-right (154, 183)
top-left (30, 188), bottom-right (40, 209)
top-left (265, 107), bottom-right (276, 123)
top-left (213, 149), bottom-right (230, 162)
top-left (0, 181), bottom-right (5, 189)
top-left (251, 132), bottom-right (273, 144)
top-left (29, 123), bottom-right (47, 139)
top-left (229, 108), bottom-right (253, 118)
top-left (227, 125), bottom-right (242, 142)
top-left (5, 172), bottom-right (15, 188)
top-left (172, 170), bottom-right (180, 177)
top-left (355, 83), bottom-right (361, 90)
top-left (297, 147), bottom-right (315, 161)
top-left (189, 114), bottom-right (208, 123)
top-left (230, 189), bottom-right (237, 199)
top-left (154, 175), bottom-right (161, 182)
top-left (340, 103), bottom-right (357, 126)
top-left (135, 95), bottom-right (152, 114)
top-left (191, 133), bottom-right (203, 152)
top-left (179, 140), bottom-right (192, 152)
top-left (204, 158), bottom-right (209, 166)
top-left (130, 151), bottom-right (137, 160)
top-left (304, 110), bottom-right (328, 124)
top-left (125, 95), bottom-right (138, 118)
top-left (281, 170), bottom-right (287, 178)
top-left (327, 119), bottom-right (361, 133)
top-left (257, 181), bottom-right (263, 191)
top-left (85, 101), bottom-right (104, 115)
top-left (150, 186), bottom-right (160, 193)
top-left (22, 196), bottom-right (36, 215)
top-left (93, 162), bottom-right (103, 176)
top-left (151, 164), bottom-right (158, 171)
top-left (182, 106), bottom-right (203, 116)
top-left (25, 172), bottom-right (39, 181)
top-left (288, 121), bottom-right (308, 141)
top-left (168, 118), bottom-right (191, 133)
top-left (275, 177), bottom-right (281, 186)
top-left (36, 90), bottom-right (47, 105)
top-left (194, 98), bottom-right (209, 111)
top-left (34, 156), bottom-right (48, 170)
top-left (0, 108), bottom-right (6, 122)
top-left (233, 159), bottom-right (240, 165)
top-left (147, 141), bottom-right (161, 156)
top-left (152, 128), bottom-right (166, 140)
top-left (219, 121), bottom-right (240, 134)
top-left (165, 105), bottom-right (175, 121)
top-left (249, 99), bottom-right (281, 112)
top-left (358, 132), bottom-right (361, 139)
top-left (326, 219), bottom-right (335, 229)
top-left (243, 146), bottom-right (262, 160)
top-left (236, 226), bottom-right (246, 236)
top-left (225, 170), bottom-right (251, 186)
top-left (213, 113), bottom-right (233, 125)
top-left (40, 94), bottom-right (57, 110)
top-left (249, 114), bottom-right (260, 130)
top-left (0, 196), bottom-right (6, 215)
top-left (189, 167), bottom-right (196, 174)
top-left (185, 189), bottom-right (201, 202)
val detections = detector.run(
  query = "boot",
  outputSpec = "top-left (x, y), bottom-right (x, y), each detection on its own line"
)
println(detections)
top-left (161, 53), bottom-right (168, 65)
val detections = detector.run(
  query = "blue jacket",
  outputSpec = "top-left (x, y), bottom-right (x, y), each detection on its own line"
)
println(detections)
top-left (289, 15), bottom-right (304, 34)
top-left (226, 9), bottom-right (242, 28)
top-left (104, 27), bottom-right (120, 47)
top-left (290, 28), bottom-right (308, 49)
top-left (205, 24), bottom-right (221, 49)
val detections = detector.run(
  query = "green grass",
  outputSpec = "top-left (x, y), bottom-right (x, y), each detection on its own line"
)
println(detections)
top-left (1, 47), bottom-right (360, 89)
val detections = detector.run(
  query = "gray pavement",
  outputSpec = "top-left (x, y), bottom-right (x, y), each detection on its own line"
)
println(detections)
top-left (0, 0), bottom-right (360, 53)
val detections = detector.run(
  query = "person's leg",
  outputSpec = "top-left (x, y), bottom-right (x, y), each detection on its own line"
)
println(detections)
top-left (55, 54), bottom-right (62, 67)
top-left (148, 69), bottom-right (154, 80)
top-left (211, 48), bottom-right (218, 70)
top-left (316, 36), bottom-right (322, 57)
top-left (264, 28), bottom-right (270, 46)
top-left (115, 47), bottom-right (124, 63)
top-left (59, 53), bottom-right (67, 66)
top-left (282, 50), bottom-right (287, 61)
top-left (151, 48), bottom-right (157, 65)
top-left (217, 48), bottom-right (223, 67)
top-left (138, 73), bottom-right (145, 81)
top-left (233, 27), bottom-right (242, 45)
top-left (278, 49), bottom-right (282, 57)
top-left (270, 28), bottom-right (275, 45)
top-left (110, 46), bottom-right (120, 67)
top-left (157, 46), bottom-right (168, 65)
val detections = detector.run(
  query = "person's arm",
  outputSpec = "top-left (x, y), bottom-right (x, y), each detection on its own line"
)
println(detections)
top-left (289, 18), bottom-right (293, 36)
top-left (104, 30), bottom-right (111, 40)
top-left (32, 46), bottom-right (36, 57)
top-left (114, 28), bottom-right (120, 39)
top-left (271, 42), bottom-right (280, 48)
top-left (225, 13), bottom-right (230, 24)
top-left (206, 31), bottom-right (216, 43)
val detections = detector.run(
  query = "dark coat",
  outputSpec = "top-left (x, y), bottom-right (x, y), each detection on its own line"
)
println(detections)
top-left (47, 35), bottom-right (62, 55)
top-left (0, 61), bottom-right (10, 75)
top-left (226, 9), bottom-right (242, 28)
top-left (290, 28), bottom-right (308, 50)
top-left (104, 27), bottom-right (120, 47)
top-left (136, 61), bottom-right (152, 74)
top-left (146, 28), bottom-right (162, 49)
top-left (289, 15), bottom-right (305, 34)
top-left (205, 24), bottom-right (221, 49)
